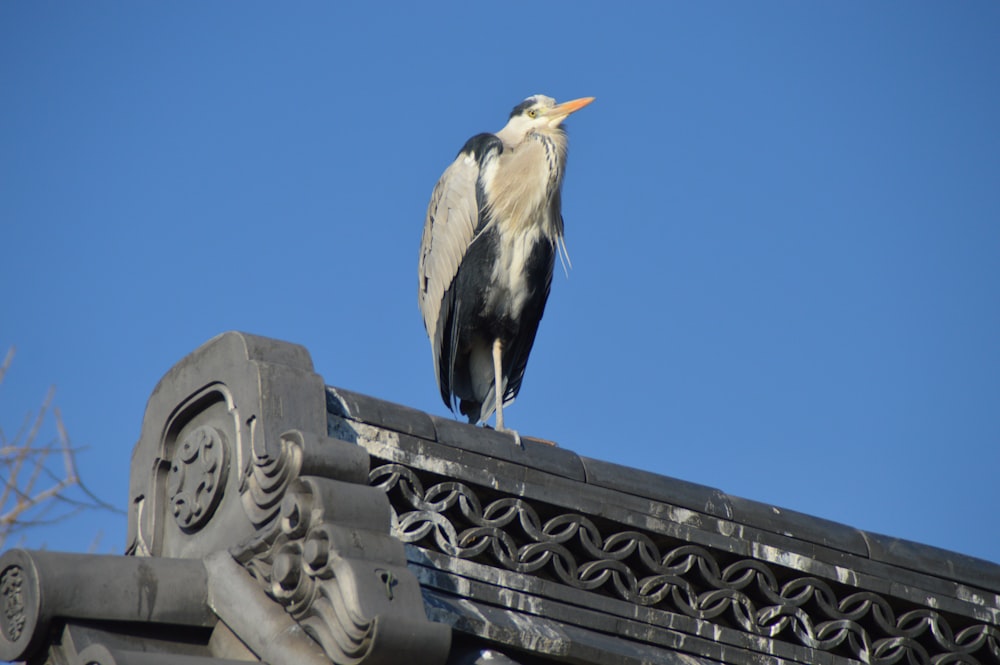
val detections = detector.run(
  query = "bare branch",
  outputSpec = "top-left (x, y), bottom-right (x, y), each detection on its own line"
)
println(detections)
top-left (0, 351), bottom-right (121, 549)
top-left (0, 346), bottom-right (13, 387)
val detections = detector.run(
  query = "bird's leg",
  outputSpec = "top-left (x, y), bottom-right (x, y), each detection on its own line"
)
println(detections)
top-left (492, 338), bottom-right (505, 430)
top-left (492, 338), bottom-right (522, 447)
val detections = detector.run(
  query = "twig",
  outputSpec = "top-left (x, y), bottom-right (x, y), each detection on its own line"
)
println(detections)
top-left (0, 347), bottom-right (13, 387)
top-left (0, 351), bottom-right (122, 548)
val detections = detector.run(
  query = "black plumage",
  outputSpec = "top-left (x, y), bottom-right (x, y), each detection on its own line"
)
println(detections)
top-left (440, 216), bottom-right (555, 422)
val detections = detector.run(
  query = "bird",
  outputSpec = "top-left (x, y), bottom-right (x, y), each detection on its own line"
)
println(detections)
top-left (418, 94), bottom-right (594, 436)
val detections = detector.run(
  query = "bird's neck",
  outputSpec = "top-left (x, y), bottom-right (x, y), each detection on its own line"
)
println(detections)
top-left (479, 126), bottom-right (568, 240)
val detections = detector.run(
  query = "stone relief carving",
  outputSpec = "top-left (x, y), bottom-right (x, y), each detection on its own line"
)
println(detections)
top-left (371, 461), bottom-right (1000, 665)
top-left (131, 357), bottom-right (451, 665)
top-left (233, 472), bottom-right (449, 665)
top-left (168, 425), bottom-right (230, 531)
top-left (0, 565), bottom-right (25, 644)
top-left (242, 429), bottom-right (302, 528)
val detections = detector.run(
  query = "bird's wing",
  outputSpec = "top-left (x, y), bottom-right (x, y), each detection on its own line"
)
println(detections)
top-left (419, 134), bottom-right (502, 403)
top-left (501, 239), bottom-right (556, 406)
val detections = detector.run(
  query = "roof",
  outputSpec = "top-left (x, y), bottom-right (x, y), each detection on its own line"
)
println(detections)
top-left (2, 331), bottom-right (997, 665)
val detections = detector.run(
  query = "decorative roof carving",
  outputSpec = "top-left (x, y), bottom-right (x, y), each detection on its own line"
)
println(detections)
top-left (232, 473), bottom-right (450, 665)
top-left (4, 332), bottom-right (999, 665)
top-left (169, 425), bottom-right (230, 531)
top-left (371, 460), bottom-right (1000, 665)
top-left (124, 333), bottom-right (451, 665)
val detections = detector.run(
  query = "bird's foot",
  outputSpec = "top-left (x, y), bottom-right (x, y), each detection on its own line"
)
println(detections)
top-left (482, 422), bottom-right (523, 448)
top-left (497, 426), bottom-right (522, 448)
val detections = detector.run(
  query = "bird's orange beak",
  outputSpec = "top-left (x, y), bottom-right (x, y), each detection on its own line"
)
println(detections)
top-left (550, 96), bottom-right (595, 118)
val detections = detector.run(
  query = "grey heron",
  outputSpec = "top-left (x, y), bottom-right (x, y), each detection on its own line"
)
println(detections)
top-left (418, 94), bottom-right (594, 435)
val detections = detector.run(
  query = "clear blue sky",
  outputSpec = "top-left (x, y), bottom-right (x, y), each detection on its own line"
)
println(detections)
top-left (2, 4), bottom-right (999, 563)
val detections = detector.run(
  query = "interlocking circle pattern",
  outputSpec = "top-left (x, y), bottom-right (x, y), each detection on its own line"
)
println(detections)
top-left (371, 462), bottom-right (1000, 665)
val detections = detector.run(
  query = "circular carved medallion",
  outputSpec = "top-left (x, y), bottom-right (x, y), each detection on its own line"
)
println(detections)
top-left (0, 565), bottom-right (26, 643)
top-left (167, 425), bottom-right (228, 531)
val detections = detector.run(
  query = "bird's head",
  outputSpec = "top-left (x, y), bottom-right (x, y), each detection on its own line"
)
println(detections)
top-left (498, 94), bottom-right (594, 140)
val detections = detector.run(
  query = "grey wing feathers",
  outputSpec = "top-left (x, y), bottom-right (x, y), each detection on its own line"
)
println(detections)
top-left (418, 152), bottom-right (481, 392)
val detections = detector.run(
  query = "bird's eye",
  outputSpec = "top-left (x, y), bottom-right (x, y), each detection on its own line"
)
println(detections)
top-left (527, 109), bottom-right (537, 118)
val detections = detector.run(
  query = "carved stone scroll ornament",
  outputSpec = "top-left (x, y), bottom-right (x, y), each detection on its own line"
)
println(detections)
top-left (241, 428), bottom-right (373, 529)
top-left (242, 429), bottom-right (302, 527)
top-left (233, 475), bottom-right (450, 665)
top-left (371, 462), bottom-right (1000, 665)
